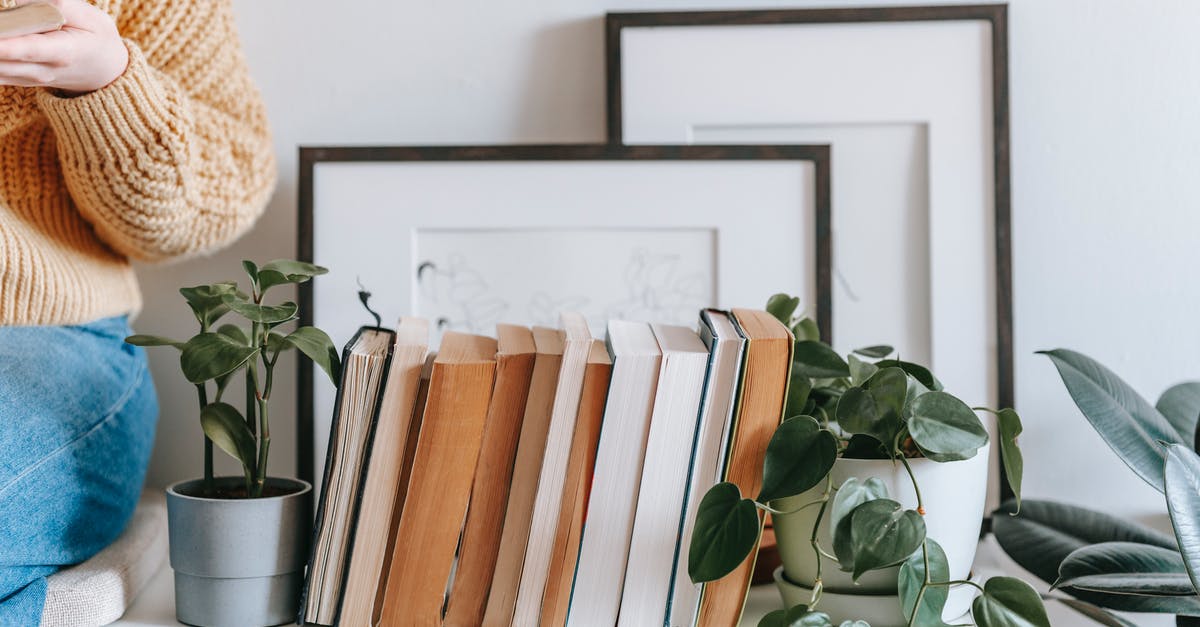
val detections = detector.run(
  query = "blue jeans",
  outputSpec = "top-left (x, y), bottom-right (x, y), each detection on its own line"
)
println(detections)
top-left (0, 316), bottom-right (157, 625)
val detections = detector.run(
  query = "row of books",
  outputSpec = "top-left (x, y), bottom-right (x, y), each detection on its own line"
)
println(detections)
top-left (298, 308), bottom-right (793, 626)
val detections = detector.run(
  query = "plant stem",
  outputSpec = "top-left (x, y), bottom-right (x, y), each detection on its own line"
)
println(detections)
top-left (807, 475), bottom-right (834, 608)
top-left (756, 498), bottom-right (828, 516)
top-left (195, 383), bottom-right (213, 495)
top-left (899, 454), bottom-right (925, 514)
top-left (252, 338), bottom-right (275, 498)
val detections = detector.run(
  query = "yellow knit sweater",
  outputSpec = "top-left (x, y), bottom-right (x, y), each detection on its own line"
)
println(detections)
top-left (0, 0), bottom-right (275, 325)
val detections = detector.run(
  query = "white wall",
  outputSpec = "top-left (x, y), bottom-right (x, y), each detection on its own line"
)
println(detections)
top-left (135, 0), bottom-right (1197, 540)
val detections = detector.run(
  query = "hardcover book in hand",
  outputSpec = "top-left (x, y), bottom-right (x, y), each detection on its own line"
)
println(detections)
top-left (0, 2), bottom-right (64, 39)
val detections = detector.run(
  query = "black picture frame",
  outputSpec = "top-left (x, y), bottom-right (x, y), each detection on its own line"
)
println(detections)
top-left (606, 4), bottom-right (1015, 507)
top-left (295, 143), bottom-right (832, 488)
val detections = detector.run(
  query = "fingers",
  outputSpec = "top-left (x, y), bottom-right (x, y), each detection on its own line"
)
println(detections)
top-left (51, 0), bottom-right (109, 32)
top-left (0, 31), bottom-right (68, 65)
top-left (0, 61), bottom-right (56, 87)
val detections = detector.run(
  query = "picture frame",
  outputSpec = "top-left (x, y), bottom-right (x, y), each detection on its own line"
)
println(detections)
top-left (607, 5), bottom-right (1014, 505)
top-left (295, 144), bottom-right (832, 488)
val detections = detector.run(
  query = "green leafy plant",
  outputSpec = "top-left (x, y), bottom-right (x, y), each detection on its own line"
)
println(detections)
top-left (127, 260), bottom-right (340, 498)
top-left (993, 349), bottom-right (1200, 624)
top-left (690, 294), bottom-right (1045, 626)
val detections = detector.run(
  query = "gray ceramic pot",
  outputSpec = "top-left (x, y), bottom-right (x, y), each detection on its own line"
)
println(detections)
top-left (165, 476), bottom-right (312, 627)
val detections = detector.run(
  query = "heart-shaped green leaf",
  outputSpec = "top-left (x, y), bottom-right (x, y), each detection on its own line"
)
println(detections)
top-left (841, 434), bottom-right (889, 460)
top-left (689, 482), bottom-right (760, 583)
top-left (759, 416), bottom-right (837, 502)
top-left (906, 392), bottom-right (989, 458)
top-left (180, 333), bottom-right (259, 384)
top-left (1040, 349), bottom-right (1182, 490)
top-left (200, 402), bottom-right (255, 469)
top-left (793, 341), bottom-right (850, 378)
top-left (792, 318), bottom-right (821, 342)
top-left (257, 259), bottom-right (329, 293)
top-left (222, 295), bottom-right (300, 325)
top-left (848, 499), bottom-right (926, 580)
top-left (767, 293), bottom-right (801, 325)
top-left (992, 499), bottom-right (1195, 613)
top-left (876, 359), bottom-right (941, 391)
top-left (281, 326), bottom-right (341, 385)
top-left (853, 345), bottom-right (894, 359)
top-left (1159, 383), bottom-right (1200, 448)
top-left (758, 604), bottom-right (827, 627)
top-left (784, 370), bottom-right (814, 422)
top-left (972, 577), bottom-right (1050, 627)
top-left (989, 408), bottom-right (1025, 512)
top-left (1056, 541), bottom-right (1194, 596)
top-left (848, 354), bottom-right (878, 387)
top-left (831, 477), bottom-right (888, 533)
top-left (125, 334), bottom-right (184, 350)
top-left (837, 368), bottom-right (907, 448)
top-left (899, 540), bottom-right (951, 626)
top-left (1165, 443), bottom-right (1200, 595)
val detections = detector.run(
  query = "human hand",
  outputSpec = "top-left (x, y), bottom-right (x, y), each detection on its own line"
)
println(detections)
top-left (0, 0), bottom-right (127, 94)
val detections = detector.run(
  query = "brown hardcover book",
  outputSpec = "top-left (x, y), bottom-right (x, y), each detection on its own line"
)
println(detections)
top-left (0, 2), bottom-right (64, 40)
top-left (371, 355), bottom-right (434, 625)
top-left (444, 325), bottom-right (538, 627)
top-left (336, 319), bottom-right (429, 627)
top-left (696, 308), bottom-right (793, 627)
top-left (540, 340), bottom-right (613, 627)
top-left (481, 327), bottom-right (565, 626)
top-left (378, 332), bottom-right (499, 625)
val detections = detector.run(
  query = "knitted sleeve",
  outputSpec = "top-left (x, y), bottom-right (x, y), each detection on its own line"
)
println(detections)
top-left (35, 0), bottom-right (276, 262)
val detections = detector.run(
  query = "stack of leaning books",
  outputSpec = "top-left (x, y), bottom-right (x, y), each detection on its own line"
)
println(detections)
top-left (297, 308), bottom-right (794, 627)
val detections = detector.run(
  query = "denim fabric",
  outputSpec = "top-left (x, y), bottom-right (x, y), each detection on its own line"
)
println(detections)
top-left (0, 316), bottom-right (158, 625)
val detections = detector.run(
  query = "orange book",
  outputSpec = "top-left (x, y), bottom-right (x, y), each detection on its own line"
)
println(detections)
top-left (378, 332), bottom-right (499, 625)
top-left (540, 340), bottom-right (613, 627)
top-left (696, 309), bottom-right (793, 626)
top-left (481, 327), bottom-right (565, 626)
top-left (444, 325), bottom-right (538, 627)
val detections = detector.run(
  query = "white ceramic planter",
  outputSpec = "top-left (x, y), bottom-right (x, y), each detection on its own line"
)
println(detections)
top-left (772, 443), bottom-right (990, 596)
top-left (773, 567), bottom-right (977, 627)
top-left (166, 476), bottom-right (312, 627)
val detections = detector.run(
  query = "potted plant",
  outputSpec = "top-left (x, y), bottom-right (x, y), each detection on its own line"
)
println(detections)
top-left (993, 349), bottom-right (1200, 626)
top-left (127, 259), bottom-right (340, 627)
top-left (688, 294), bottom-right (1049, 627)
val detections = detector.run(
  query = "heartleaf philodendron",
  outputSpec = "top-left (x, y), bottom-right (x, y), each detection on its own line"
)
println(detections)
top-left (898, 539), bottom-right (951, 627)
top-left (759, 416), bottom-right (837, 503)
top-left (688, 482), bottom-right (759, 583)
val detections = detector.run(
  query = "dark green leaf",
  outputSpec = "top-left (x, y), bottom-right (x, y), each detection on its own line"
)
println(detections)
top-left (757, 604), bottom-right (828, 627)
top-left (257, 259), bottom-right (328, 293)
top-left (841, 434), bottom-right (889, 460)
top-left (830, 477), bottom-right (888, 533)
top-left (216, 324), bottom-right (250, 346)
top-left (853, 345), bottom-right (894, 359)
top-left (972, 577), bottom-right (1051, 627)
top-left (266, 331), bottom-right (288, 354)
top-left (848, 499), bottom-right (926, 579)
top-left (848, 354), bottom-right (878, 387)
top-left (836, 368), bottom-right (907, 448)
top-left (200, 402), bottom-right (255, 469)
top-left (759, 417), bottom-right (837, 502)
top-left (180, 333), bottom-right (259, 384)
top-left (1054, 598), bottom-right (1138, 627)
top-left (124, 334), bottom-right (184, 350)
top-left (906, 392), bottom-right (989, 457)
top-left (767, 294), bottom-right (801, 326)
top-left (784, 371), bottom-right (813, 422)
top-left (1165, 444), bottom-right (1200, 595)
top-left (992, 499), bottom-right (1194, 613)
top-left (1057, 541), bottom-right (1194, 596)
top-left (1159, 383), bottom-right (1200, 448)
top-left (876, 359), bottom-right (942, 391)
top-left (793, 341), bottom-right (850, 378)
top-left (179, 281), bottom-right (238, 328)
top-left (792, 318), bottom-right (821, 343)
top-left (255, 269), bottom-right (292, 293)
top-left (899, 540), bottom-right (951, 626)
top-left (1039, 349), bottom-right (1182, 490)
top-left (241, 260), bottom-right (259, 286)
top-left (991, 408), bottom-right (1025, 513)
top-left (689, 482), bottom-right (760, 583)
top-left (282, 326), bottom-right (341, 384)
top-left (222, 295), bottom-right (300, 325)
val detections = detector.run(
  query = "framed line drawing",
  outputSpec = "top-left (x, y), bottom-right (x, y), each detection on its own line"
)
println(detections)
top-left (607, 5), bottom-right (1014, 505)
top-left (296, 144), bottom-right (831, 489)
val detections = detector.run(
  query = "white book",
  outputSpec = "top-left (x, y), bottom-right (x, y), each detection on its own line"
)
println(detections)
top-left (666, 311), bottom-right (747, 627)
top-left (567, 321), bottom-right (662, 627)
top-left (512, 312), bottom-right (593, 624)
top-left (617, 324), bottom-right (711, 627)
